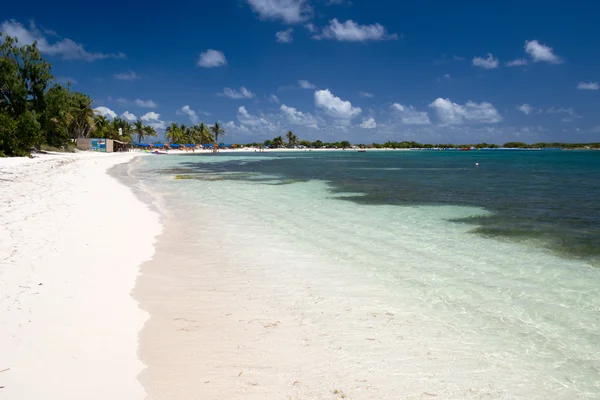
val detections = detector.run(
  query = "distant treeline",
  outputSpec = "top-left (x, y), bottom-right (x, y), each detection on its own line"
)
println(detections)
top-left (243, 137), bottom-right (600, 150)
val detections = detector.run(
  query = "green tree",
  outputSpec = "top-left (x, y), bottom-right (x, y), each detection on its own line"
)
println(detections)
top-left (196, 123), bottom-right (213, 144)
top-left (286, 130), bottom-right (298, 147)
top-left (271, 135), bottom-right (284, 148)
top-left (0, 33), bottom-right (52, 155)
top-left (92, 114), bottom-right (111, 138)
top-left (67, 92), bottom-right (95, 138)
top-left (166, 122), bottom-right (183, 143)
top-left (133, 120), bottom-right (157, 143)
top-left (43, 84), bottom-right (72, 147)
top-left (340, 140), bottom-right (351, 149)
top-left (111, 118), bottom-right (133, 142)
top-left (211, 122), bottom-right (225, 144)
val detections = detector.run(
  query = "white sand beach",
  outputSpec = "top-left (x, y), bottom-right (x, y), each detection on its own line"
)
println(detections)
top-left (0, 152), bottom-right (161, 399)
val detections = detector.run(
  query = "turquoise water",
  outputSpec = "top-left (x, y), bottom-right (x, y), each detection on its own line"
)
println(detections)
top-left (130, 150), bottom-right (600, 398)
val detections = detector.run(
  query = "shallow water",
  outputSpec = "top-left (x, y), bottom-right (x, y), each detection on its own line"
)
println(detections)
top-left (129, 150), bottom-right (600, 399)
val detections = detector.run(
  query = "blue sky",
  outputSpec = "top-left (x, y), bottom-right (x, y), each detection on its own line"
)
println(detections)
top-left (2, 0), bottom-right (600, 144)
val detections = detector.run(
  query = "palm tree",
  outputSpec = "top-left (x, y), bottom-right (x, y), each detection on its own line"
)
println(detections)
top-left (165, 122), bottom-right (182, 143)
top-left (111, 118), bottom-right (133, 142)
top-left (133, 120), bottom-right (157, 143)
top-left (92, 114), bottom-right (110, 138)
top-left (196, 122), bottom-right (213, 144)
top-left (67, 93), bottom-right (95, 138)
top-left (211, 122), bottom-right (225, 144)
top-left (144, 125), bottom-right (157, 142)
top-left (272, 135), bottom-right (284, 148)
top-left (286, 130), bottom-right (298, 147)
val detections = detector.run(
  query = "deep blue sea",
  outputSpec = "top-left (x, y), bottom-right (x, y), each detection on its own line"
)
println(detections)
top-left (130, 149), bottom-right (600, 398)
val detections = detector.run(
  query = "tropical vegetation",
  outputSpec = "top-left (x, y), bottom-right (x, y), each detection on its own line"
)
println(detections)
top-left (0, 33), bottom-right (162, 157)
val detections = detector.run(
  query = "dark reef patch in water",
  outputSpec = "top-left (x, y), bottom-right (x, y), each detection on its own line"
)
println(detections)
top-left (162, 151), bottom-right (600, 261)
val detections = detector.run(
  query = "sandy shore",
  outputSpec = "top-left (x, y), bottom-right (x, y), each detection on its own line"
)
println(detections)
top-left (0, 152), bottom-right (161, 399)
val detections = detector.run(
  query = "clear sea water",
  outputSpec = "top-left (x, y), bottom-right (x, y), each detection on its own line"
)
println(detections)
top-left (128, 150), bottom-right (600, 398)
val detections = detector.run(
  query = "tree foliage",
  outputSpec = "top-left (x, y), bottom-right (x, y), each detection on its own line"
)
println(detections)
top-left (0, 33), bottom-right (98, 156)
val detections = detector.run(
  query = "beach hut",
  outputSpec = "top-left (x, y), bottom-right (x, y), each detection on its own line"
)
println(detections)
top-left (76, 138), bottom-right (131, 152)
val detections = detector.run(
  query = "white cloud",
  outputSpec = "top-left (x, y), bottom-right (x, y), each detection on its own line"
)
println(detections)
top-left (197, 49), bottom-right (227, 68)
top-left (237, 106), bottom-right (280, 131)
top-left (315, 19), bottom-right (398, 41)
top-left (268, 94), bottom-right (280, 103)
top-left (93, 106), bottom-right (117, 119)
top-left (122, 111), bottom-right (137, 121)
top-left (524, 40), bottom-right (562, 64)
top-left (429, 98), bottom-right (502, 124)
top-left (546, 107), bottom-right (581, 122)
top-left (472, 53), bottom-right (499, 69)
top-left (177, 105), bottom-right (199, 124)
top-left (298, 79), bottom-right (316, 89)
top-left (224, 120), bottom-right (250, 133)
top-left (135, 99), bottom-right (157, 108)
top-left (304, 23), bottom-right (316, 33)
top-left (517, 104), bottom-right (534, 115)
top-left (506, 58), bottom-right (528, 67)
top-left (359, 91), bottom-right (374, 98)
top-left (360, 117), bottom-right (376, 129)
top-left (141, 112), bottom-right (160, 121)
top-left (219, 87), bottom-right (255, 99)
top-left (113, 70), bottom-right (140, 80)
top-left (391, 103), bottom-right (431, 125)
top-left (314, 89), bottom-right (362, 120)
top-left (577, 82), bottom-right (599, 90)
top-left (280, 104), bottom-right (318, 127)
top-left (276, 28), bottom-right (294, 43)
top-left (246, 0), bottom-right (312, 24)
top-left (0, 20), bottom-right (125, 61)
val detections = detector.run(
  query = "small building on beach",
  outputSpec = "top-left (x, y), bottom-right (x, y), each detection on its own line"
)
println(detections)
top-left (76, 138), bottom-right (131, 152)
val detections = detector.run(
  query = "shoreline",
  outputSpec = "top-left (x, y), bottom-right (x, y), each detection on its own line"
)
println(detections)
top-left (0, 152), bottom-right (161, 399)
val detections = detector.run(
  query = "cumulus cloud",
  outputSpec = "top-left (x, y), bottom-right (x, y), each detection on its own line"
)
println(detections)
top-left (506, 58), bottom-right (528, 67)
top-left (315, 19), bottom-right (398, 41)
top-left (224, 120), bottom-right (250, 133)
top-left (577, 82), bottom-right (599, 90)
top-left (237, 106), bottom-right (279, 131)
top-left (298, 79), bottom-right (316, 89)
top-left (268, 94), bottom-right (280, 103)
top-left (113, 70), bottom-right (140, 80)
top-left (314, 89), bottom-right (362, 120)
top-left (360, 117), bottom-right (376, 129)
top-left (517, 104), bottom-right (534, 115)
top-left (472, 53), bottom-right (499, 69)
top-left (428, 98), bottom-right (502, 124)
top-left (93, 106), bottom-right (117, 119)
top-left (359, 91), bottom-right (374, 98)
top-left (246, 0), bottom-right (312, 24)
top-left (197, 49), bottom-right (227, 68)
top-left (524, 40), bottom-right (562, 64)
top-left (391, 103), bottom-right (431, 125)
top-left (141, 112), bottom-right (160, 121)
top-left (135, 99), bottom-right (156, 108)
top-left (177, 105), bottom-right (199, 124)
top-left (0, 20), bottom-right (125, 61)
top-left (122, 111), bottom-right (137, 121)
top-left (219, 87), bottom-right (255, 99)
top-left (280, 104), bottom-right (318, 127)
top-left (276, 28), bottom-right (294, 43)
